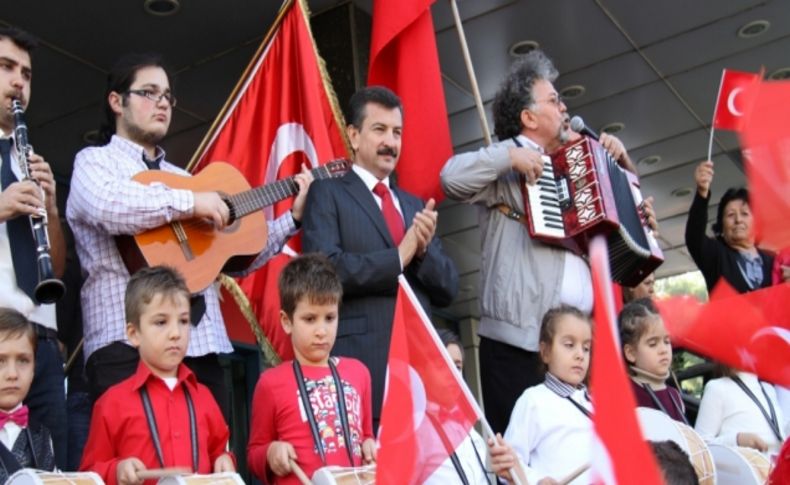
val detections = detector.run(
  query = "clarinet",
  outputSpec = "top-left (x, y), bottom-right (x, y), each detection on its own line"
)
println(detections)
top-left (11, 99), bottom-right (65, 304)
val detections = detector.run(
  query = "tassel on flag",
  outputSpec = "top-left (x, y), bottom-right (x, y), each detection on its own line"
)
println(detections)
top-left (187, 0), bottom-right (348, 362)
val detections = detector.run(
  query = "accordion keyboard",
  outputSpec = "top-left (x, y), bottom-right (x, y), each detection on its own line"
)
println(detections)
top-left (525, 155), bottom-right (569, 238)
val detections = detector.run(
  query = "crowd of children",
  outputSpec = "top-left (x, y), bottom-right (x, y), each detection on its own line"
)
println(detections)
top-left (0, 255), bottom-right (787, 484)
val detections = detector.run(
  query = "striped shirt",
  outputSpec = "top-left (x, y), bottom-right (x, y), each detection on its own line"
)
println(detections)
top-left (67, 135), bottom-right (296, 359)
top-left (544, 372), bottom-right (591, 402)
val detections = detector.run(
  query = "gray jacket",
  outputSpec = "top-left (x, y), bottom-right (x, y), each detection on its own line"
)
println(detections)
top-left (440, 135), bottom-right (566, 352)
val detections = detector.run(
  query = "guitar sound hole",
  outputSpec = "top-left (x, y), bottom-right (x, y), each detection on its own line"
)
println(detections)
top-left (218, 193), bottom-right (241, 234)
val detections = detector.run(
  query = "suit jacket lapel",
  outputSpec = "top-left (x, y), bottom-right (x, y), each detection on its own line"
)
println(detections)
top-left (341, 171), bottom-right (396, 245)
top-left (393, 186), bottom-right (418, 229)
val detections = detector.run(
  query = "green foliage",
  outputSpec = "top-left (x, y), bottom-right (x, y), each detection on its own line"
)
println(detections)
top-left (655, 271), bottom-right (708, 302)
top-left (657, 272), bottom-right (710, 398)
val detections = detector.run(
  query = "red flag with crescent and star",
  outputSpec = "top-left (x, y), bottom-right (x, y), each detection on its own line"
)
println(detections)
top-left (656, 281), bottom-right (790, 387)
top-left (711, 69), bottom-right (760, 132)
top-left (188, 0), bottom-right (348, 362)
top-left (376, 276), bottom-right (480, 485)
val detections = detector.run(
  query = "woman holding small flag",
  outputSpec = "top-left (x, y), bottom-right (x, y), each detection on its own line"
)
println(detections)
top-left (685, 160), bottom-right (777, 293)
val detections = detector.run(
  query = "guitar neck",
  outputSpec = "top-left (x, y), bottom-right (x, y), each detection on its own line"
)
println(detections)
top-left (227, 161), bottom-right (347, 218)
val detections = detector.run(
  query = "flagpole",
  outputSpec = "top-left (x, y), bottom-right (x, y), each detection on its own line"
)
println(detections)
top-left (397, 276), bottom-right (523, 485)
top-left (448, 0), bottom-right (492, 145)
top-left (187, 0), bottom-right (296, 172)
top-left (706, 69), bottom-right (727, 163)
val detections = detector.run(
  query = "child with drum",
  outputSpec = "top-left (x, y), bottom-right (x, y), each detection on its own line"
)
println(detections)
top-left (618, 298), bottom-right (687, 423)
top-left (80, 267), bottom-right (235, 484)
top-left (247, 254), bottom-right (376, 484)
top-left (695, 364), bottom-right (787, 455)
top-left (503, 305), bottom-right (593, 485)
top-left (0, 308), bottom-right (56, 481)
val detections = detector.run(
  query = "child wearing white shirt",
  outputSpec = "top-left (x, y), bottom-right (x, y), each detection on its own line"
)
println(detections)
top-left (503, 305), bottom-right (593, 485)
top-left (0, 308), bottom-right (55, 481)
top-left (695, 365), bottom-right (786, 455)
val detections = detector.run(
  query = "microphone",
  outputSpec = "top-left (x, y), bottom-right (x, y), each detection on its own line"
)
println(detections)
top-left (570, 116), bottom-right (599, 141)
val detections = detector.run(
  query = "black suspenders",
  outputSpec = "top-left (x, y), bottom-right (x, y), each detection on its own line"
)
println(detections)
top-left (731, 376), bottom-right (783, 442)
top-left (293, 359), bottom-right (356, 466)
top-left (641, 383), bottom-right (690, 425)
top-left (140, 383), bottom-right (199, 472)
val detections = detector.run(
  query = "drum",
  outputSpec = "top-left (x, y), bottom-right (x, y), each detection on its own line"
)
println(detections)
top-left (156, 472), bottom-right (245, 485)
top-left (312, 465), bottom-right (376, 485)
top-left (709, 444), bottom-right (771, 485)
top-left (6, 469), bottom-right (103, 485)
top-left (636, 407), bottom-right (716, 485)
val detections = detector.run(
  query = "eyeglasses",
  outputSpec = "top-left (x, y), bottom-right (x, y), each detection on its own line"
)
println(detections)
top-left (534, 94), bottom-right (565, 108)
top-left (125, 89), bottom-right (177, 107)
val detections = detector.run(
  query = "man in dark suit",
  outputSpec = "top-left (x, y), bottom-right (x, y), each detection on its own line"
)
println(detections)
top-left (302, 86), bottom-right (459, 429)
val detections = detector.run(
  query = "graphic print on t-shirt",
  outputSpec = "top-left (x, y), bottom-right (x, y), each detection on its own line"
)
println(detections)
top-left (297, 375), bottom-right (363, 459)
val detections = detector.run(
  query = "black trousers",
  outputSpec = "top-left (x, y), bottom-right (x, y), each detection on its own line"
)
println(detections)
top-left (86, 342), bottom-right (230, 424)
top-left (479, 336), bottom-right (544, 434)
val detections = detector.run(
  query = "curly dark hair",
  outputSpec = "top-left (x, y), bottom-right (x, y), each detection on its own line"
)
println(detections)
top-left (492, 50), bottom-right (558, 140)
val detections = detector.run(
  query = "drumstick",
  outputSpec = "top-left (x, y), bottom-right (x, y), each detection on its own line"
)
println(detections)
top-left (289, 459), bottom-right (311, 485)
top-left (558, 463), bottom-right (590, 485)
top-left (136, 467), bottom-right (191, 479)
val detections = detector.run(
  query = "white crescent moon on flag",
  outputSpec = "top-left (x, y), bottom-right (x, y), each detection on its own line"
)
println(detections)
top-left (408, 365), bottom-right (427, 431)
top-left (751, 326), bottom-right (790, 346)
top-left (727, 87), bottom-right (745, 117)
top-left (379, 362), bottom-right (427, 443)
top-left (263, 123), bottom-right (319, 246)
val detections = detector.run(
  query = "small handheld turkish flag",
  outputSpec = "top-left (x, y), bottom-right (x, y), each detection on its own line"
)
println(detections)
top-left (712, 69), bottom-right (761, 132)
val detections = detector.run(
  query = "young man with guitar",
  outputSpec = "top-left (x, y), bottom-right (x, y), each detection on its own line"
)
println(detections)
top-left (66, 53), bottom-right (314, 418)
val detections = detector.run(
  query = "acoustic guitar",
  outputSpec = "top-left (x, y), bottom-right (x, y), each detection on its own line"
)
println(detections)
top-left (117, 159), bottom-right (350, 292)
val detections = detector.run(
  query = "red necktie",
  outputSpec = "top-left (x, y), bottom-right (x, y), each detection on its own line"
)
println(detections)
top-left (0, 405), bottom-right (29, 428)
top-left (373, 182), bottom-right (405, 245)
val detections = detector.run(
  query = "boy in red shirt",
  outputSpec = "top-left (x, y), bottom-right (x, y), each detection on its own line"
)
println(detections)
top-left (248, 254), bottom-right (376, 484)
top-left (80, 266), bottom-right (234, 484)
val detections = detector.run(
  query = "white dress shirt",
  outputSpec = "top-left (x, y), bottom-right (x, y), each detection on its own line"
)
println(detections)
top-left (351, 163), bottom-right (406, 269)
top-left (0, 134), bottom-right (56, 329)
top-left (351, 163), bottom-right (404, 217)
top-left (504, 379), bottom-right (593, 484)
top-left (695, 372), bottom-right (786, 454)
top-left (423, 428), bottom-right (490, 485)
top-left (0, 404), bottom-right (25, 451)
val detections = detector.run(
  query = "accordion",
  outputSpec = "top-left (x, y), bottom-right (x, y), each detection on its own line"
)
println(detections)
top-left (522, 136), bottom-right (663, 287)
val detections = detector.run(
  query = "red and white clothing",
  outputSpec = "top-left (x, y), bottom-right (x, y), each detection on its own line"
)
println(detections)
top-left (80, 361), bottom-right (231, 485)
top-left (247, 357), bottom-right (374, 484)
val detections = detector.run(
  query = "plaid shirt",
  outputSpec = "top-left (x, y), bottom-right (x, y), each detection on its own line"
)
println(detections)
top-left (67, 135), bottom-right (296, 360)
